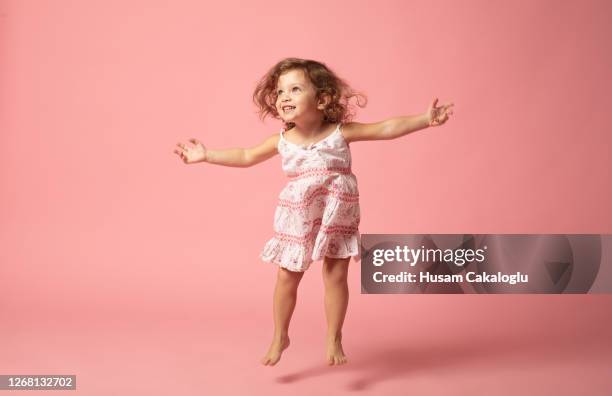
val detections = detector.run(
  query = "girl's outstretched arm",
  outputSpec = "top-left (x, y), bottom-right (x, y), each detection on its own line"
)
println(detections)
top-left (242, 133), bottom-right (280, 167)
top-left (174, 133), bottom-right (279, 167)
top-left (343, 98), bottom-right (454, 143)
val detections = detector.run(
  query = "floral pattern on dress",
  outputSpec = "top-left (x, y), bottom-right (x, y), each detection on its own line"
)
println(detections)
top-left (260, 123), bottom-right (361, 272)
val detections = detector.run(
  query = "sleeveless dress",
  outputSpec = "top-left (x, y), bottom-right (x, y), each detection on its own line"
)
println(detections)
top-left (260, 122), bottom-right (361, 272)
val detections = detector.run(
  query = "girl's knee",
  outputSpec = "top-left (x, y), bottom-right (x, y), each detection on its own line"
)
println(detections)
top-left (277, 266), bottom-right (305, 284)
top-left (322, 257), bottom-right (349, 285)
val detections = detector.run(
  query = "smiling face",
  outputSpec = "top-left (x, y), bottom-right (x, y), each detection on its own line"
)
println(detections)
top-left (275, 69), bottom-right (324, 123)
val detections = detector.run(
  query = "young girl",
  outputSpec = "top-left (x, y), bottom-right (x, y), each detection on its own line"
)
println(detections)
top-left (173, 58), bottom-right (453, 367)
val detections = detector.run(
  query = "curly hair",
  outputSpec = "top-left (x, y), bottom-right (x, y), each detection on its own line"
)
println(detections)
top-left (252, 57), bottom-right (367, 130)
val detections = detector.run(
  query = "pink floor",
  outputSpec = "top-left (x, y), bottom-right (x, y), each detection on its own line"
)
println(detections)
top-left (2, 295), bottom-right (611, 395)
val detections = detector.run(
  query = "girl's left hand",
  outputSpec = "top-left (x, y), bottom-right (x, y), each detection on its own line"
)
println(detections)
top-left (427, 98), bottom-right (454, 127)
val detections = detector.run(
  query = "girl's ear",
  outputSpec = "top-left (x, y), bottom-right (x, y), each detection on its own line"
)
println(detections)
top-left (317, 92), bottom-right (331, 110)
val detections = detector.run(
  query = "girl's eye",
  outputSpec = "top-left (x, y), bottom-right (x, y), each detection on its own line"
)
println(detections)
top-left (277, 87), bottom-right (300, 95)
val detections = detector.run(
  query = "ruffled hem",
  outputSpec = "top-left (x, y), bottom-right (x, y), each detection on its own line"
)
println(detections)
top-left (312, 231), bottom-right (361, 263)
top-left (260, 237), bottom-right (310, 272)
top-left (260, 232), bottom-right (361, 272)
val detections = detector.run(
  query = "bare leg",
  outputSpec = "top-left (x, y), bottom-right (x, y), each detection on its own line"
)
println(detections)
top-left (322, 256), bottom-right (350, 366)
top-left (261, 266), bottom-right (305, 366)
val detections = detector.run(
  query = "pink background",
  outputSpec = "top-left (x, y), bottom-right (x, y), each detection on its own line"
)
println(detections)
top-left (1, 0), bottom-right (611, 394)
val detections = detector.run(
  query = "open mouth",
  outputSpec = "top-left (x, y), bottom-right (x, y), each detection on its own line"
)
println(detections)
top-left (282, 106), bottom-right (296, 113)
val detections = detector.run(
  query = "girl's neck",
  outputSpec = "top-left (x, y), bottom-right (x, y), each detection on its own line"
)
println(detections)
top-left (291, 119), bottom-right (333, 138)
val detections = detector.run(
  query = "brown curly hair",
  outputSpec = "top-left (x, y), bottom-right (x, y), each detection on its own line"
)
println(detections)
top-left (252, 57), bottom-right (367, 130)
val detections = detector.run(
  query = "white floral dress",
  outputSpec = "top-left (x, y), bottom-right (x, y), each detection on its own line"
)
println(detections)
top-left (260, 122), bottom-right (361, 272)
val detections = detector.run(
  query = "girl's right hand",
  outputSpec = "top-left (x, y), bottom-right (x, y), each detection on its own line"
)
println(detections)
top-left (174, 138), bottom-right (207, 164)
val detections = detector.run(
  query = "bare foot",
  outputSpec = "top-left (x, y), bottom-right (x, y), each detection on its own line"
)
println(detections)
top-left (326, 334), bottom-right (347, 366)
top-left (261, 336), bottom-right (290, 366)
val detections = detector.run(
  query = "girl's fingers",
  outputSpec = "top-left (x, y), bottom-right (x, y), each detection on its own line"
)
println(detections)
top-left (190, 138), bottom-right (206, 149)
top-left (174, 151), bottom-right (186, 162)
